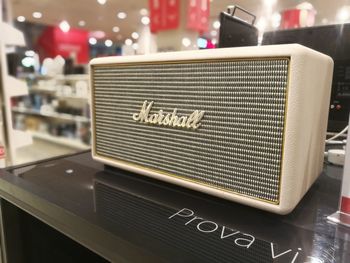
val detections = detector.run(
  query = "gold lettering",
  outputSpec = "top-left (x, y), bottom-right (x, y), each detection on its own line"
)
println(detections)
top-left (148, 113), bottom-right (159, 123)
top-left (132, 101), bottom-right (153, 122)
top-left (177, 116), bottom-right (187, 127)
top-left (169, 109), bottom-right (178, 126)
top-left (157, 110), bottom-right (165, 124)
top-left (162, 113), bottom-right (171, 125)
top-left (191, 110), bottom-right (205, 129)
top-left (133, 101), bottom-right (204, 130)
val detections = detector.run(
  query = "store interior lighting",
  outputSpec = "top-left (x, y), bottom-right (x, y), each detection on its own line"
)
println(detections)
top-left (89, 37), bottom-right (97, 45)
top-left (32, 12), bottom-right (42, 19)
top-left (125, 38), bottom-right (133, 45)
top-left (117, 12), bottom-right (127, 19)
top-left (16, 16), bottom-right (25, 22)
top-left (59, 20), bottom-right (70, 33)
top-left (336, 6), bottom-right (350, 22)
top-left (182, 37), bottom-right (191, 47)
top-left (105, 39), bottom-right (113, 47)
top-left (271, 12), bottom-right (281, 28)
top-left (213, 20), bottom-right (220, 29)
top-left (139, 8), bottom-right (148, 16)
top-left (97, 0), bottom-right (107, 5)
top-left (141, 16), bottom-right (150, 25)
top-left (131, 32), bottom-right (139, 39)
top-left (24, 50), bottom-right (35, 57)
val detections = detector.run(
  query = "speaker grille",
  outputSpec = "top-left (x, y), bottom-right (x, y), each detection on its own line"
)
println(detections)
top-left (92, 58), bottom-right (289, 203)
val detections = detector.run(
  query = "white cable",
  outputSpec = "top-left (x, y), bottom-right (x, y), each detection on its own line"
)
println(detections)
top-left (326, 125), bottom-right (348, 143)
top-left (326, 140), bottom-right (346, 145)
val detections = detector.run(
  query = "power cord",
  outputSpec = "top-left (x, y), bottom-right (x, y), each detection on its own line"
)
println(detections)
top-left (324, 125), bottom-right (348, 166)
top-left (326, 125), bottom-right (348, 143)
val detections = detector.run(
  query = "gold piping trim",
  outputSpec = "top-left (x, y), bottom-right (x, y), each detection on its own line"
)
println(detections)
top-left (90, 56), bottom-right (291, 205)
top-left (91, 56), bottom-right (290, 68)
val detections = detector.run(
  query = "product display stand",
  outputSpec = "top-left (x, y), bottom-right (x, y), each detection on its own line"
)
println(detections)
top-left (0, 22), bottom-right (33, 165)
top-left (0, 151), bottom-right (348, 262)
top-left (328, 114), bottom-right (350, 226)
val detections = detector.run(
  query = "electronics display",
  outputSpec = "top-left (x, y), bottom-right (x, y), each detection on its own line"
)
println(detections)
top-left (263, 23), bottom-right (350, 132)
top-left (89, 44), bottom-right (333, 214)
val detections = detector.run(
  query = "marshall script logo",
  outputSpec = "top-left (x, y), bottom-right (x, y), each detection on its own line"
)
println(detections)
top-left (132, 100), bottom-right (205, 130)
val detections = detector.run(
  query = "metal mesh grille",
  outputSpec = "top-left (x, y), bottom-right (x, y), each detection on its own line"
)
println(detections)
top-left (92, 58), bottom-right (289, 203)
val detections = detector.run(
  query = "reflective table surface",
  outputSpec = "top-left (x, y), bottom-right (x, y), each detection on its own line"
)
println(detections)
top-left (1, 152), bottom-right (349, 263)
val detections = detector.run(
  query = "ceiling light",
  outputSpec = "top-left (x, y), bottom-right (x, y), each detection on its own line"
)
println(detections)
top-left (211, 39), bottom-right (217, 45)
top-left (117, 12), bottom-right (127, 19)
top-left (17, 16), bottom-right (25, 22)
top-left (271, 12), bottom-right (281, 28)
top-left (213, 20), bottom-right (220, 29)
top-left (125, 38), bottom-right (133, 45)
top-left (211, 30), bottom-right (217, 36)
top-left (59, 20), bottom-right (70, 33)
top-left (97, 0), bottom-right (107, 5)
top-left (25, 50), bottom-right (35, 57)
top-left (131, 32), bottom-right (139, 39)
top-left (263, 0), bottom-right (277, 7)
top-left (140, 8), bottom-right (148, 16)
top-left (141, 16), bottom-right (150, 25)
top-left (32, 12), bottom-right (42, 19)
top-left (182, 37), bottom-right (191, 47)
top-left (105, 39), bottom-right (113, 47)
top-left (112, 26), bottom-right (120, 32)
top-left (132, 43), bottom-right (139, 50)
top-left (89, 37), bottom-right (97, 45)
top-left (78, 20), bottom-right (86, 27)
top-left (336, 6), bottom-right (350, 22)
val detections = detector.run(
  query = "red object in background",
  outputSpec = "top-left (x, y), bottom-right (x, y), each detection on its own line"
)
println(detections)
top-left (0, 146), bottom-right (5, 158)
top-left (37, 26), bottom-right (89, 64)
top-left (341, 196), bottom-right (350, 214)
top-left (280, 9), bottom-right (302, 29)
top-left (187, 0), bottom-right (210, 33)
top-left (206, 39), bottom-right (215, 49)
top-left (149, 0), bottom-right (180, 33)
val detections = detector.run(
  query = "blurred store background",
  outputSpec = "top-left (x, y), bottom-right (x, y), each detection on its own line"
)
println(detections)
top-left (0, 0), bottom-right (349, 166)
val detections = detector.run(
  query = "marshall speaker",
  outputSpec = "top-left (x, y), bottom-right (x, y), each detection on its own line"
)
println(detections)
top-left (90, 44), bottom-right (333, 214)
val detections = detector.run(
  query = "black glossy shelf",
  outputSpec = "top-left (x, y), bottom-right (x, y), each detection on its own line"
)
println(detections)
top-left (0, 152), bottom-right (348, 262)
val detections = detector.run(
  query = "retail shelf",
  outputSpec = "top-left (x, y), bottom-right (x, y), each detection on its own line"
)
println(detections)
top-left (6, 76), bottom-right (29, 97)
top-left (11, 130), bottom-right (33, 149)
top-left (0, 22), bottom-right (25, 46)
top-left (12, 107), bottom-right (90, 123)
top-left (29, 88), bottom-right (88, 100)
top-left (30, 131), bottom-right (90, 150)
top-left (55, 95), bottom-right (89, 100)
top-left (0, 21), bottom-right (32, 165)
top-left (30, 87), bottom-right (56, 93)
top-left (54, 74), bottom-right (89, 81)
